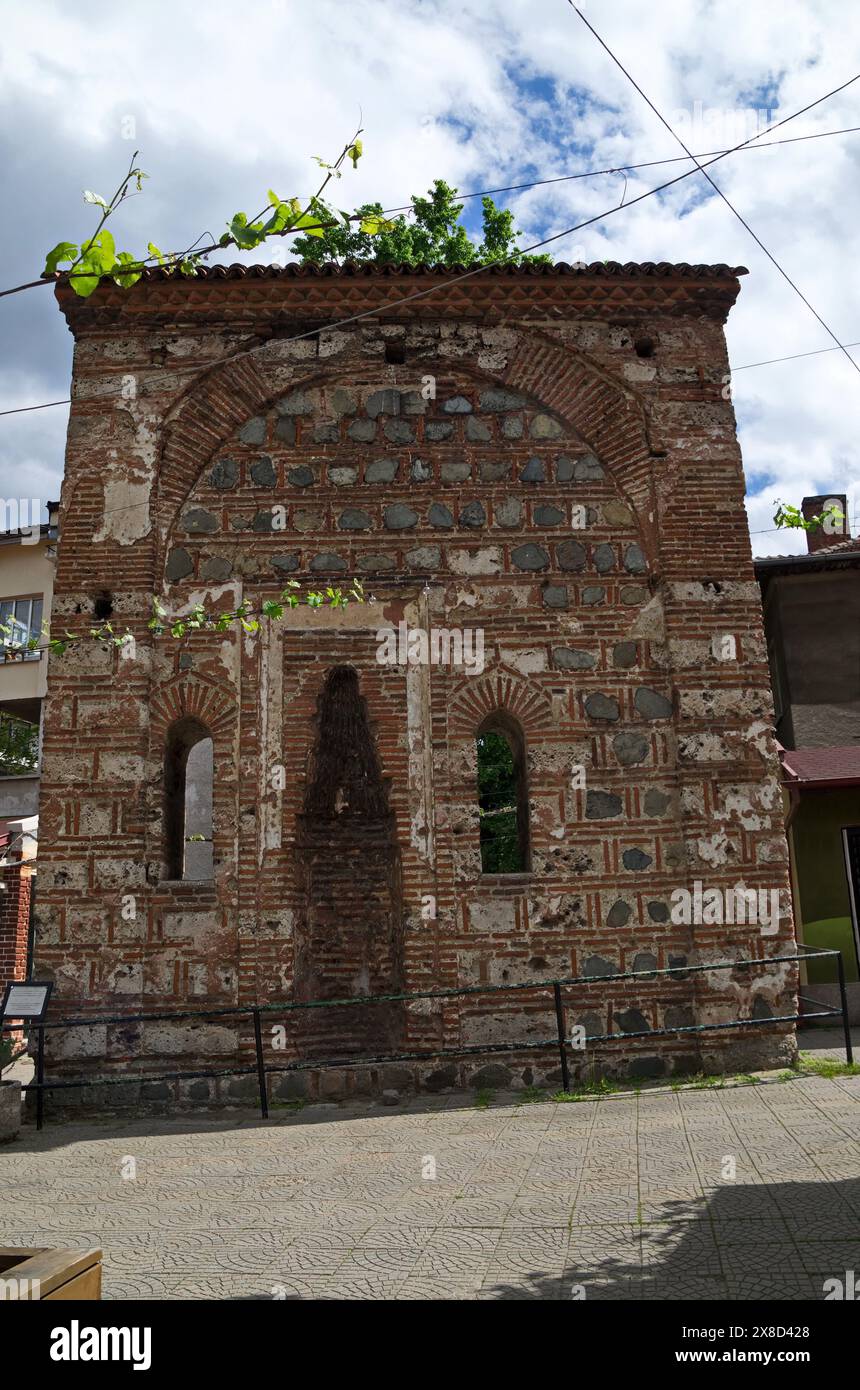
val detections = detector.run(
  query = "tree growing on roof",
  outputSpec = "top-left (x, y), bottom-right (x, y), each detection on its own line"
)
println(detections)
top-left (291, 179), bottom-right (552, 268)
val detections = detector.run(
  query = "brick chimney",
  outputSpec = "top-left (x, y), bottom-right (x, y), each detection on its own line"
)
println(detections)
top-left (802, 493), bottom-right (850, 553)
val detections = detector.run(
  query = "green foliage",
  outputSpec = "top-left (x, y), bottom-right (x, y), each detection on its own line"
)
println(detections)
top-left (292, 178), bottom-right (552, 268)
top-left (519, 1085), bottom-right (548, 1104)
top-left (773, 499), bottom-right (845, 533)
top-left (43, 133), bottom-right (380, 298)
top-left (32, 581), bottom-right (365, 661)
top-left (689, 1072), bottom-right (726, 1090)
top-left (477, 729), bottom-right (523, 873)
top-left (795, 1051), bottom-right (860, 1079)
top-left (0, 713), bottom-right (39, 776)
top-left (146, 581), bottom-right (364, 643)
top-left (43, 150), bottom-right (546, 300)
top-left (551, 1077), bottom-right (619, 1103)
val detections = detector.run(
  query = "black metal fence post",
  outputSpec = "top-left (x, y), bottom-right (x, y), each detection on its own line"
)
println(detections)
top-left (553, 982), bottom-right (570, 1093)
top-left (36, 1025), bottom-right (45, 1131)
top-left (836, 951), bottom-right (854, 1066)
top-left (252, 1008), bottom-right (269, 1119)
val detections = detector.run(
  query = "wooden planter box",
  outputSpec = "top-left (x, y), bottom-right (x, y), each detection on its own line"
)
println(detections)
top-left (0, 1248), bottom-right (102, 1300)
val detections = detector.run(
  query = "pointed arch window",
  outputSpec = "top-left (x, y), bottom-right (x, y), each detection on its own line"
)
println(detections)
top-left (476, 713), bottom-right (530, 874)
top-left (164, 716), bottom-right (214, 881)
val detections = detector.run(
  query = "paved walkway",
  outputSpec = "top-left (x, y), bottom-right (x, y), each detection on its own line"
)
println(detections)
top-left (3, 1068), bottom-right (860, 1300)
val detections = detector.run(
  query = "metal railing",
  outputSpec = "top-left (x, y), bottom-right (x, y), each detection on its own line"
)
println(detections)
top-left (2, 945), bottom-right (852, 1130)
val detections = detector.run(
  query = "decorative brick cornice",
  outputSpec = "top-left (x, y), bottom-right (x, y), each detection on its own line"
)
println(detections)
top-left (55, 260), bottom-right (745, 333)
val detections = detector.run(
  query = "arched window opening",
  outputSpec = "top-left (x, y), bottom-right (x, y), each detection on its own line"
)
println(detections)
top-left (164, 717), bottom-right (214, 881)
top-left (476, 714), bottom-right (529, 874)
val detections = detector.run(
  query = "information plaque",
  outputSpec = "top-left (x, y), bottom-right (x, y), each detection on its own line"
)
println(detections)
top-left (1, 980), bottom-right (53, 1022)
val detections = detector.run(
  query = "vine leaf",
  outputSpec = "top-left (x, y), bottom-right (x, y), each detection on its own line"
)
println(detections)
top-left (43, 241), bottom-right (78, 275)
top-left (112, 250), bottom-right (143, 289)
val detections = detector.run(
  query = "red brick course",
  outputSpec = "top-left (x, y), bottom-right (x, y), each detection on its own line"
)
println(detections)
top-left (0, 838), bottom-right (32, 1035)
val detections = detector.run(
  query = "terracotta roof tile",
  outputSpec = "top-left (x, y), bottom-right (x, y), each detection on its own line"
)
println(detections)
top-left (48, 259), bottom-right (749, 286)
top-left (754, 536), bottom-right (860, 570)
top-left (780, 745), bottom-right (860, 785)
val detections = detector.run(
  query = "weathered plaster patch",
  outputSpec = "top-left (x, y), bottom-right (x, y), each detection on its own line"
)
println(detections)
top-left (93, 404), bottom-right (158, 544)
top-left (696, 832), bottom-right (733, 866)
top-left (629, 593), bottom-right (665, 641)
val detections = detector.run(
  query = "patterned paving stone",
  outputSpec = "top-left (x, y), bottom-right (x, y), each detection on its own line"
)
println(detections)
top-left (397, 1278), bottom-right (483, 1300)
top-left (3, 1077), bottom-right (860, 1300)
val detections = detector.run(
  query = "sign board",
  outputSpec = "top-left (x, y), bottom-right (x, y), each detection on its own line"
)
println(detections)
top-left (1, 981), bottom-right (52, 1022)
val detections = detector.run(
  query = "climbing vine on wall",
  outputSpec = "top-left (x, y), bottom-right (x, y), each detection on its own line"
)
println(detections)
top-left (0, 581), bottom-right (366, 661)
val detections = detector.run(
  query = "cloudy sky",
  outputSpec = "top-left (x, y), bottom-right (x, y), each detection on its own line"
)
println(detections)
top-left (2, 0), bottom-right (859, 556)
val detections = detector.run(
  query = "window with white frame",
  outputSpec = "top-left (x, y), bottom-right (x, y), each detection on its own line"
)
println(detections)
top-left (0, 596), bottom-right (43, 661)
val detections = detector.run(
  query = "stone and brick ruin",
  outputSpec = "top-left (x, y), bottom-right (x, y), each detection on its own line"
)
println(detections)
top-left (34, 259), bottom-right (797, 1105)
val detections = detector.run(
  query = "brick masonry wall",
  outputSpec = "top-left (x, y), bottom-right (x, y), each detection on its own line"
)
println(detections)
top-left (34, 265), bottom-right (797, 1104)
top-left (0, 848), bottom-right (32, 1028)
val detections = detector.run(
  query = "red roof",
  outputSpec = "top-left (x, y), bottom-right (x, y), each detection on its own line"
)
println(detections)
top-left (780, 745), bottom-right (860, 786)
top-left (46, 259), bottom-right (750, 286)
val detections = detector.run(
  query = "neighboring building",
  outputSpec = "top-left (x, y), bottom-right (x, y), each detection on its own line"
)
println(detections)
top-left (0, 503), bottom-right (58, 1000)
top-left (35, 260), bottom-right (796, 1102)
top-left (755, 502), bottom-right (860, 1012)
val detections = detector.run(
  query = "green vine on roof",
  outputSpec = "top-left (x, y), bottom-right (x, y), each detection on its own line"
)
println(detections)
top-left (42, 131), bottom-right (389, 299)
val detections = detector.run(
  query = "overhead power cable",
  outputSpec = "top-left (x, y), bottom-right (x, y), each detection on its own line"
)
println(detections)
top-left (733, 340), bottom-right (860, 371)
top-left (377, 123), bottom-right (860, 213)
top-left (0, 398), bottom-right (71, 417)
top-left (568, 2), bottom-right (860, 379)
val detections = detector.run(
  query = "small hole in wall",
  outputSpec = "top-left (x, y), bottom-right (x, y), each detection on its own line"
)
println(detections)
top-left (634, 337), bottom-right (655, 358)
top-left (384, 342), bottom-right (406, 364)
top-left (93, 592), bottom-right (113, 620)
